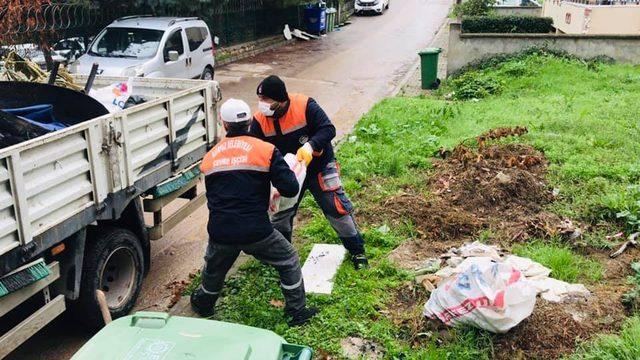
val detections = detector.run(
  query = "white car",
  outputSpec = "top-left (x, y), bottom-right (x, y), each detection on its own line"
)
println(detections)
top-left (355, 0), bottom-right (390, 15)
top-left (0, 43), bottom-right (67, 70)
top-left (72, 16), bottom-right (216, 79)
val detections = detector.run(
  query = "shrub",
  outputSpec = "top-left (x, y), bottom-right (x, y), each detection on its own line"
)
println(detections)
top-left (450, 71), bottom-right (503, 100)
top-left (452, 0), bottom-right (496, 18)
top-left (462, 15), bottom-right (554, 33)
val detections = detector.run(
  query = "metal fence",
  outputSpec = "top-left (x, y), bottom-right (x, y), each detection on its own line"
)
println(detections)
top-left (0, 1), bottom-right (302, 48)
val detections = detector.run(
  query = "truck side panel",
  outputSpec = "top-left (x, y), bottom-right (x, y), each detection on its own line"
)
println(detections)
top-left (0, 78), bottom-right (219, 270)
top-left (0, 159), bottom-right (19, 256)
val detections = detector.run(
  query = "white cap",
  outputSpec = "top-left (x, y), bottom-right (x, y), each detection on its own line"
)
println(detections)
top-left (220, 98), bottom-right (252, 123)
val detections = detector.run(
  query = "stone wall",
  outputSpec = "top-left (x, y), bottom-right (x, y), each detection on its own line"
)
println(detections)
top-left (447, 22), bottom-right (640, 74)
top-left (215, 35), bottom-right (287, 68)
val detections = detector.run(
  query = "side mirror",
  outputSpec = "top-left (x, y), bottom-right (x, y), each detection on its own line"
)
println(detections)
top-left (168, 50), bottom-right (179, 62)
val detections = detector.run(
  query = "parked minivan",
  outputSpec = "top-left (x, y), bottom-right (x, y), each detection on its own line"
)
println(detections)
top-left (72, 16), bottom-right (216, 79)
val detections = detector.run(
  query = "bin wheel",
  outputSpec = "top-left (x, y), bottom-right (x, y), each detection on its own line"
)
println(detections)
top-left (73, 226), bottom-right (144, 330)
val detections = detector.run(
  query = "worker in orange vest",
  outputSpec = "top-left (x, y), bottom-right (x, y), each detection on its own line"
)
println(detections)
top-left (251, 75), bottom-right (368, 270)
top-left (191, 98), bottom-right (318, 326)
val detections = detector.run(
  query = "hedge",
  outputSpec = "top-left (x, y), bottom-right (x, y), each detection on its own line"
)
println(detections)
top-left (462, 15), bottom-right (554, 34)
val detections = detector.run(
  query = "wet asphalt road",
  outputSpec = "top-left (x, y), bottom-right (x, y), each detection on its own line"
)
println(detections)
top-left (7, 0), bottom-right (451, 358)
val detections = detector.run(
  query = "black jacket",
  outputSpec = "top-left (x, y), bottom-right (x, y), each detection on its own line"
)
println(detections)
top-left (250, 97), bottom-right (336, 175)
top-left (203, 132), bottom-right (298, 244)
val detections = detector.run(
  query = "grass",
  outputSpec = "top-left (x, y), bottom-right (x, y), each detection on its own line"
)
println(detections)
top-left (568, 316), bottom-right (640, 360)
top-left (512, 240), bottom-right (603, 283)
top-left (186, 53), bottom-right (640, 357)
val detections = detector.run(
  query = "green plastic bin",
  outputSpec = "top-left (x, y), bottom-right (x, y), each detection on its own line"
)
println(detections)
top-left (71, 312), bottom-right (313, 360)
top-left (419, 48), bottom-right (442, 90)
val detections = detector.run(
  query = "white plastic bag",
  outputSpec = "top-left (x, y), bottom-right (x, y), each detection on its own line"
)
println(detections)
top-left (89, 79), bottom-right (133, 113)
top-left (269, 153), bottom-right (307, 216)
top-left (424, 257), bottom-right (537, 333)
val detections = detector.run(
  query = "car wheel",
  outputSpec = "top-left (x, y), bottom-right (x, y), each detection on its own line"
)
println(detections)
top-left (73, 226), bottom-right (144, 330)
top-left (201, 67), bottom-right (214, 80)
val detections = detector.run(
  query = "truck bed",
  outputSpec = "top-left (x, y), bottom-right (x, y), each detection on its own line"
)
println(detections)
top-left (0, 76), bottom-right (220, 275)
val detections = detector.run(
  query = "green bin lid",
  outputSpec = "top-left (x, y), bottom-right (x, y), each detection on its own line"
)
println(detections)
top-left (71, 312), bottom-right (312, 360)
top-left (419, 48), bottom-right (442, 55)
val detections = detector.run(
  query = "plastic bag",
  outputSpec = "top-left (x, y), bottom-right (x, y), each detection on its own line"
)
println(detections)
top-left (424, 257), bottom-right (537, 333)
top-left (89, 79), bottom-right (133, 113)
top-left (269, 153), bottom-right (307, 216)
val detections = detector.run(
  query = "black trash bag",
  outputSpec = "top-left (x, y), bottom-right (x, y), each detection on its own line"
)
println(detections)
top-left (0, 110), bottom-right (50, 149)
top-left (0, 82), bottom-right (108, 126)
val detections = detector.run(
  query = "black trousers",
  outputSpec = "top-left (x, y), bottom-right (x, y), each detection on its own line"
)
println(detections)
top-left (201, 230), bottom-right (306, 315)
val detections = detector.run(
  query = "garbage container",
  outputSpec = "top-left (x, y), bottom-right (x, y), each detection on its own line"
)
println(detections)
top-left (419, 48), bottom-right (442, 90)
top-left (326, 8), bottom-right (337, 32)
top-left (71, 312), bottom-right (313, 360)
top-left (304, 5), bottom-right (327, 34)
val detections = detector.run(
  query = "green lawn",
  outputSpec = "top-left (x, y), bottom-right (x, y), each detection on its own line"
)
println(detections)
top-left (188, 52), bottom-right (640, 358)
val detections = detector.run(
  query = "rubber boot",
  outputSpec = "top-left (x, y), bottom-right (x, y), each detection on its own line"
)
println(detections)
top-left (190, 287), bottom-right (218, 318)
top-left (351, 254), bottom-right (369, 270)
top-left (287, 307), bottom-right (319, 327)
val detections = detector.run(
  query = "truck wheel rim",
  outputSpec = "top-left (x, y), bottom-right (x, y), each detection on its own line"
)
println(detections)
top-left (99, 246), bottom-right (136, 309)
top-left (203, 71), bottom-right (213, 80)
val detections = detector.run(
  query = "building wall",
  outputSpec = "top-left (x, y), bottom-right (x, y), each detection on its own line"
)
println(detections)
top-left (494, 6), bottom-right (542, 16)
top-left (447, 22), bottom-right (640, 74)
top-left (543, 1), bottom-right (640, 34)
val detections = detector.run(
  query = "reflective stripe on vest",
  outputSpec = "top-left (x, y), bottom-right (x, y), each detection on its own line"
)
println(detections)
top-left (200, 136), bottom-right (274, 175)
top-left (254, 93), bottom-right (309, 137)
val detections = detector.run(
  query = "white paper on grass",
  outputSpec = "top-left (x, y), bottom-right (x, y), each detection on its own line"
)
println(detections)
top-left (301, 244), bottom-right (347, 294)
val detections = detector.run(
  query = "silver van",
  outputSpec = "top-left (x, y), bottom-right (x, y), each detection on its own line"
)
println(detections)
top-left (72, 16), bottom-right (216, 79)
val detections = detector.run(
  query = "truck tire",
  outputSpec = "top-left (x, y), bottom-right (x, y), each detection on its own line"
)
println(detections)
top-left (74, 226), bottom-right (144, 329)
top-left (201, 66), bottom-right (214, 80)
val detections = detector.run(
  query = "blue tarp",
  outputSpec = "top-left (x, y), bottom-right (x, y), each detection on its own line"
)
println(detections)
top-left (2, 104), bottom-right (68, 132)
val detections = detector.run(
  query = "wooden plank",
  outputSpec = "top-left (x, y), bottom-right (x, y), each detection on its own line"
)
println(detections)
top-left (301, 244), bottom-right (347, 295)
top-left (0, 294), bottom-right (66, 359)
top-left (148, 192), bottom-right (205, 240)
top-left (0, 262), bottom-right (60, 318)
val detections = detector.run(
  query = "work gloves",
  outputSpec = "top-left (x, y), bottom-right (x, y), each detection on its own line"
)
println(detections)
top-left (296, 142), bottom-right (314, 166)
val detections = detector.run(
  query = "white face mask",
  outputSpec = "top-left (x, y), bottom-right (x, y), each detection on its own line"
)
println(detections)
top-left (259, 101), bottom-right (275, 117)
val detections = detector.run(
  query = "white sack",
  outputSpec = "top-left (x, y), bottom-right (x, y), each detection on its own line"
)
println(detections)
top-left (269, 153), bottom-right (307, 217)
top-left (424, 258), bottom-right (537, 333)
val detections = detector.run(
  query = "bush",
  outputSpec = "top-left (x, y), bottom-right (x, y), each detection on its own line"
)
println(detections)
top-left (450, 71), bottom-right (503, 100)
top-left (452, 0), bottom-right (495, 18)
top-left (462, 15), bottom-right (554, 33)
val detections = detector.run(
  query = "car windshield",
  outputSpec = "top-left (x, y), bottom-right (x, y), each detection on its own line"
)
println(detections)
top-left (89, 27), bottom-right (164, 59)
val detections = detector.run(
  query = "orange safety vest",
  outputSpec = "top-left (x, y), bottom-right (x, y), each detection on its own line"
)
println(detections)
top-left (200, 135), bottom-right (274, 175)
top-left (253, 93), bottom-right (310, 137)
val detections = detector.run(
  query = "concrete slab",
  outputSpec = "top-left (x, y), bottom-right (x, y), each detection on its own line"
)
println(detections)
top-left (301, 244), bottom-right (347, 294)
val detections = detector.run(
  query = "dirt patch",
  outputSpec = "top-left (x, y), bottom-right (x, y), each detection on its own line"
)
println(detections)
top-left (386, 129), bottom-right (554, 269)
top-left (340, 337), bottom-right (384, 360)
top-left (494, 285), bottom-right (629, 359)
top-left (384, 282), bottom-right (430, 346)
top-left (432, 142), bottom-right (550, 218)
top-left (375, 127), bottom-right (633, 358)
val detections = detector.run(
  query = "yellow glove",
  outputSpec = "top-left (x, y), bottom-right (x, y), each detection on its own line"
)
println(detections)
top-left (296, 142), bottom-right (313, 166)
